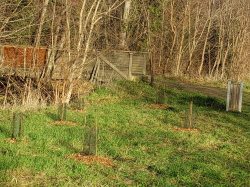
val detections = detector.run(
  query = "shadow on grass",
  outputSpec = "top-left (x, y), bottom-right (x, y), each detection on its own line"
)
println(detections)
top-left (191, 95), bottom-right (225, 111)
top-left (45, 112), bottom-right (59, 121)
top-left (220, 112), bottom-right (250, 132)
top-left (0, 125), bottom-right (11, 138)
top-left (59, 139), bottom-right (82, 153)
top-left (117, 81), bottom-right (157, 104)
top-left (164, 89), bottom-right (225, 111)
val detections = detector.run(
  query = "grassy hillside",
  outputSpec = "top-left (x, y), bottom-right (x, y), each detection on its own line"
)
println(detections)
top-left (0, 81), bottom-right (249, 186)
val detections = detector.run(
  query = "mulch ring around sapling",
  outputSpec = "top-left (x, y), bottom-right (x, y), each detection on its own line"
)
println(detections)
top-left (5, 137), bottom-right (29, 144)
top-left (173, 127), bottom-right (199, 132)
top-left (5, 138), bottom-right (17, 144)
top-left (68, 154), bottom-right (114, 167)
top-left (51, 120), bottom-right (78, 126)
top-left (147, 103), bottom-right (170, 110)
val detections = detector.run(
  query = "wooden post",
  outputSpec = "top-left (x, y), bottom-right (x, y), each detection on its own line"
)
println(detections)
top-left (95, 120), bottom-right (98, 156)
top-left (226, 81), bottom-right (243, 112)
top-left (128, 52), bottom-right (133, 80)
top-left (239, 82), bottom-right (243, 112)
top-left (226, 81), bottom-right (231, 112)
top-left (189, 101), bottom-right (193, 128)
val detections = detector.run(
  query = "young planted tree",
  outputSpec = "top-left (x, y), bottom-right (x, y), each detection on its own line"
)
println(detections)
top-left (83, 114), bottom-right (98, 156)
top-left (12, 112), bottom-right (25, 139)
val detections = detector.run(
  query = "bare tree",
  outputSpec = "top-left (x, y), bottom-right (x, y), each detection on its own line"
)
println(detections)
top-left (119, 0), bottom-right (131, 49)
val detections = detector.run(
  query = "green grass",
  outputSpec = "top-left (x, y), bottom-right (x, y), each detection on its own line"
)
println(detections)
top-left (0, 81), bottom-right (250, 186)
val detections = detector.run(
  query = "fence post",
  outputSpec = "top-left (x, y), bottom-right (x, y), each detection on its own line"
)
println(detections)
top-left (226, 81), bottom-right (231, 112)
top-left (128, 52), bottom-right (133, 80)
top-left (239, 82), bottom-right (244, 112)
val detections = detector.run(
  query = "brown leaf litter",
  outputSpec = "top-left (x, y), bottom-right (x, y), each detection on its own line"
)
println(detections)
top-left (173, 127), bottom-right (199, 132)
top-left (68, 154), bottom-right (114, 167)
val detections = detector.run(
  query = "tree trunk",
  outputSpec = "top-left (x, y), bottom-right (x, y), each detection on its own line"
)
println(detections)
top-left (119, 0), bottom-right (131, 49)
top-left (34, 0), bottom-right (49, 47)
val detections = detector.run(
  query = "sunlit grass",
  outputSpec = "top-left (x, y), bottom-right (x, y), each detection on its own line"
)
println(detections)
top-left (0, 81), bottom-right (249, 186)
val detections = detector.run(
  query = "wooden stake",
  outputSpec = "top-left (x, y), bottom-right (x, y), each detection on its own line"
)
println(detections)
top-left (226, 81), bottom-right (231, 112)
top-left (128, 52), bottom-right (133, 80)
top-left (189, 101), bottom-right (193, 128)
top-left (239, 82), bottom-right (243, 112)
top-left (95, 118), bottom-right (98, 156)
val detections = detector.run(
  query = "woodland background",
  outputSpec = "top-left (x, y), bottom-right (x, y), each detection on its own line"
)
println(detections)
top-left (0, 0), bottom-right (249, 104)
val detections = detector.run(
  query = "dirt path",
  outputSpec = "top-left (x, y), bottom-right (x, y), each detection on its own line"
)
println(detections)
top-left (163, 79), bottom-right (226, 100)
top-left (158, 78), bottom-right (250, 112)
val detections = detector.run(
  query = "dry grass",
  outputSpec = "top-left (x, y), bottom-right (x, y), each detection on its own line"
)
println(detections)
top-left (68, 154), bottom-right (114, 167)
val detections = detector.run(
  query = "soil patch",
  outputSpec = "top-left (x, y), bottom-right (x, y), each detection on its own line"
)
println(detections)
top-left (68, 154), bottom-right (114, 167)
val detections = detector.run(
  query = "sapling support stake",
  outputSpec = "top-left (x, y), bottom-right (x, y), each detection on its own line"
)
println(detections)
top-left (183, 100), bottom-right (194, 129)
top-left (83, 114), bottom-right (98, 156)
top-left (12, 112), bottom-right (24, 139)
top-left (156, 87), bottom-right (166, 104)
top-left (188, 100), bottom-right (193, 128)
top-left (58, 102), bottom-right (67, 121)
top-left (77, 97), bottom-right (85, 110)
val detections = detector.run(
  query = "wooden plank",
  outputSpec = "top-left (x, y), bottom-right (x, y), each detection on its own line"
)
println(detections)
top-left (94, 59), bottom-right (101, 84)
top-left (227, 81), bottom-right (243, 112)
top-left (99, 54), bottom-right (128, 80)
top-left (239, 82), bottom-right (243, 112)
top-left (90, 59), bottom-right (99, 82)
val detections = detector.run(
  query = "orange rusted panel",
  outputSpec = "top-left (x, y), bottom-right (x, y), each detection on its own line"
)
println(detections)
top-left (3, 45), bottom-right (47, 69)
top-left (3, 46), bottom-right (25, 68)
top-left (36, 47), bottom-right (47, 67)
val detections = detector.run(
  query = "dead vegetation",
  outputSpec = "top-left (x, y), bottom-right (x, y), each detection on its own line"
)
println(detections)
top-left (68, 154), bottom-right (114, 167)
top-left (0, 0), bottom-right (249, 107)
